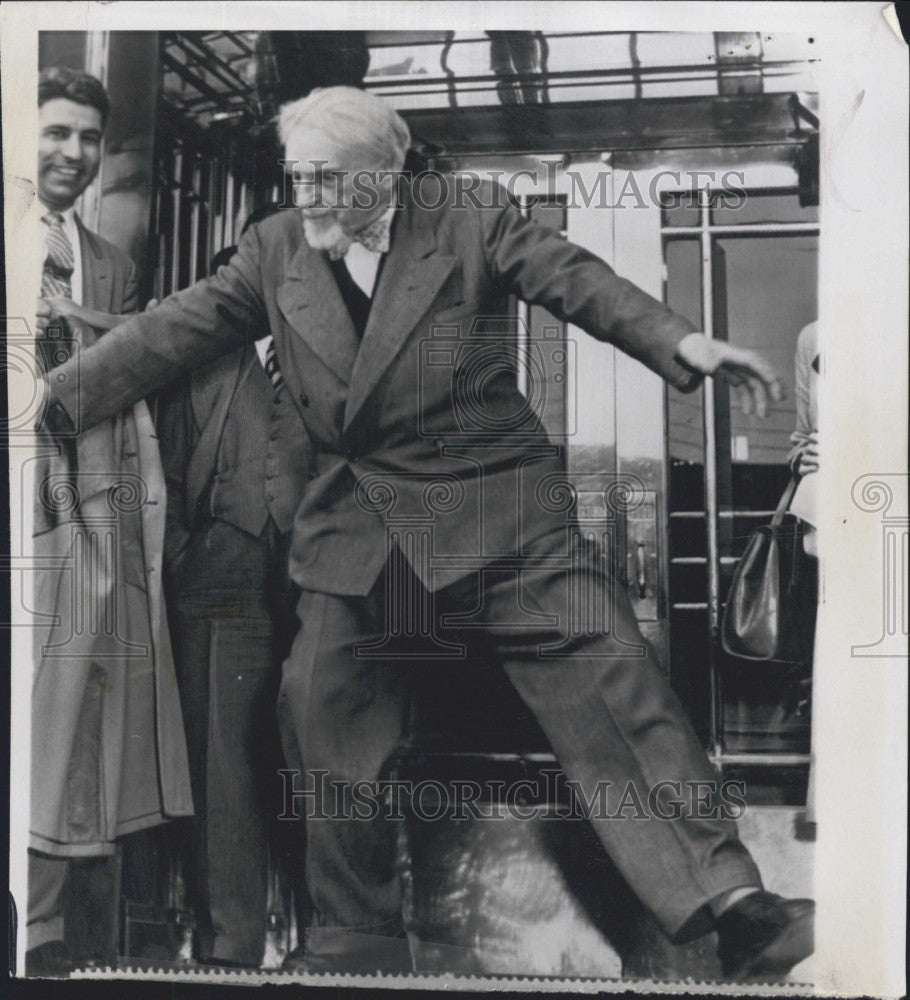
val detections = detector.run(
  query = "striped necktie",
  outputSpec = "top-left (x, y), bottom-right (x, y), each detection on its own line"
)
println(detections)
top-left (263, 337), bottom-right (285, 394)
top-left (41, 212), bottom-right (74, 299)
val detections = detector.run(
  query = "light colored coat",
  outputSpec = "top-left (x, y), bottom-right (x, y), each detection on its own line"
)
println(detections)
top-left (31, 218), bottom-right (192, 856)
top-left (788, 320), bottom-right (819, 528)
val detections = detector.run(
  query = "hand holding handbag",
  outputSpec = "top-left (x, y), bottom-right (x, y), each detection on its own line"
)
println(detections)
top-left (721, 476), bottom-right (815, 662)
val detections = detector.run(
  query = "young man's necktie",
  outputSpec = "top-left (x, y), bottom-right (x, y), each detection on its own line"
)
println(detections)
top-left (41, 212), bottom-right (74, 299)
top-left (39, 213), bottom-right (76, 374)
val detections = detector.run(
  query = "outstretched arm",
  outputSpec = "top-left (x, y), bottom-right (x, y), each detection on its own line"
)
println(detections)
top-left (478, 186), bottom-right (700, 391)
top-left (478, 184), bottom-right (783, 409)
top-left (42, 223), bottom-right (267, 433)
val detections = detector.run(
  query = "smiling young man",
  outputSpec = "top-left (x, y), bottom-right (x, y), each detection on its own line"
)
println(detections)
top-left (25, 67), bottom-right (192, 977)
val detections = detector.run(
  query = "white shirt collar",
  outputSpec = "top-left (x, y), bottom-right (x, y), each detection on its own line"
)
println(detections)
top-left (343, 203), bottom-right (397, 297)
top-left (36, 199), bottom-right (77, 226)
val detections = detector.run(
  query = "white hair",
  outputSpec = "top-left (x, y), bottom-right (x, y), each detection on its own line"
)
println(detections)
top-left (277, 86), bottom-right (411, 171)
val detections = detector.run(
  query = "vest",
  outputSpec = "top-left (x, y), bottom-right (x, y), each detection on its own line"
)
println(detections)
top-left (209, 356), bottom-right (311, 537)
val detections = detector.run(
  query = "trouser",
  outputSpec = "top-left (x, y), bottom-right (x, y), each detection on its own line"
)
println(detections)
top-left (27, 850), bottom-right (120, 960)
top-left (277, 536), bottom-right (762, 965)
top-left (167, 519), bottom-right (308, 965)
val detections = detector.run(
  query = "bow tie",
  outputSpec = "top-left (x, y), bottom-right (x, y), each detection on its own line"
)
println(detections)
top-left (353, 214), bottom-right (392, 255)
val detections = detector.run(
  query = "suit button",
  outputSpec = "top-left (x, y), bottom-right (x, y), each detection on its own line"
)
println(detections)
top-left (299, 393), bottom-right (309, 408)
top-left (271, 412), bottom-right (280, 422)
top-left (270, 431), bottom-right (279, 441)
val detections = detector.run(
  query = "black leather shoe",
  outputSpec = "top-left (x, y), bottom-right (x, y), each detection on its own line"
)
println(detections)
top-left (280, 944), bottom-right (308, 971)
top-left (24, 940), bottom-right (72, 978)
top-left (716, 891), bottom-right (814, 982)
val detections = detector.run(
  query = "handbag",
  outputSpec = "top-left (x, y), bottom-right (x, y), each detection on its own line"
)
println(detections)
top-left (721, 476), bottom-right (815, 662)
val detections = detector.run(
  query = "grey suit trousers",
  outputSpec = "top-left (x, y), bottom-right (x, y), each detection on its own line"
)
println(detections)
top-left (166, 518), bottom-right (307, 965)
top-left (277, 533), bottom-right (761, 964)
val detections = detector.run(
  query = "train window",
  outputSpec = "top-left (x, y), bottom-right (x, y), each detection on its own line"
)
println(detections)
top-left (662, 188), bottom-right (819, 791)
top-left (711, 189), bottom-right (819, 226)
top-left (660, 192), bottom-right (701, 228)
top-left (715, 233), bottom-right (818, 467)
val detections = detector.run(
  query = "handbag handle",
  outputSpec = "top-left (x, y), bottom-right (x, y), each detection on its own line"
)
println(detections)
top-left (771, 474), bottom-right (802, 527)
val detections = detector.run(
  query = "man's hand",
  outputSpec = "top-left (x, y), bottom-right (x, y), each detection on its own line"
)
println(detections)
top-left (675, 333), bottom-right (783, 418)
top-left (35, 295), bottom-right (73, 337)
top-left (35, 297), bottom-right (52, 337)
top-left (796, 432), bottom-right (819, 476)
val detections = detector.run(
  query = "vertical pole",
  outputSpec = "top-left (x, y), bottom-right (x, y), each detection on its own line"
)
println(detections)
top-left (212, 159), bottom-right (224, 253)
top-left (156, 233), bottom-right (166, 301)
top-left (169, 149), bottom-right (183, 294)
top-left (516, 194), bottom-right (531, 398)
top-left (699, 187), bottom-right (723, 761)
top-left (188, 157), bottom-right (201, 285)
top-left (206, 159), bottom-right (218, 265)
top-left (224, 169), bottom-right (235, 246)
top-left (152, 175), bottom-right (165, 301)
top-left (80, 31), bottom-right (109, 233)
top-left (238, 180), bottom-right (248, 236)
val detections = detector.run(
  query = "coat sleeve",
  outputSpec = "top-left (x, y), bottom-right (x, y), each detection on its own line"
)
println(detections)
top-left (49, 224), bottom-right (267, 432)
top-left (787, 321), bottom-right (818, 471)
top-left (156, 377), bottom-right (195, 571)
top-left (474, 184), bottom-right (703, 392)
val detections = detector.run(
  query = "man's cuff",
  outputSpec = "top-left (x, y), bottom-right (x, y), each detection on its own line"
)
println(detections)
top-left (669, 364), bottom-right (705, 394)
top-left (668, 347), bottom-right (706, 393)
top-left (660, 326), bottom-right (705, 394)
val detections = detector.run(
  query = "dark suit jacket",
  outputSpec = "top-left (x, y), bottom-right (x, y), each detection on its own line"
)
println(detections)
top-left (52, 178), bottom-right (702, 596)
top-left (158, 342), bottom-right (312, 568)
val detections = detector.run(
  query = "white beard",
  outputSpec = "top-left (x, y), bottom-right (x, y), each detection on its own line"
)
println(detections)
top-left (302, 214), bottom-right (354, 259)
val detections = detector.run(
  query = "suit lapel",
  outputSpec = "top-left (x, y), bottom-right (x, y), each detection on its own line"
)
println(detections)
top-left (343, 187), bottom-right (456, 432)
top-left (75, 215), bottom-right (112, 311)
top-left (276, 224), bottom-right (360, 384)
